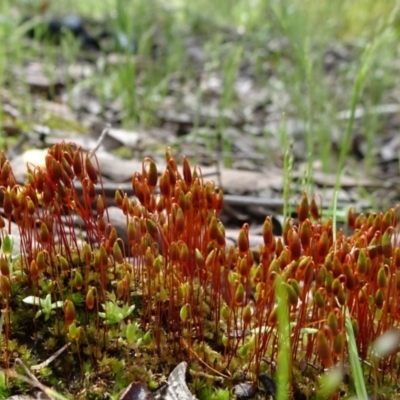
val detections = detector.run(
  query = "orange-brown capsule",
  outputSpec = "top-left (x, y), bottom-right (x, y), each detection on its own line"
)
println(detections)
top-left (64, 300), bottom-right (76, 327)
top-left (3, 190), bottom-right (12, 217)
top-left (0, 160), bottom-right (10, 183)
top-left (146, 219), bottom-right (159, 242)
top-left (268, 307), bottom-right (278, 326)
top-left (176, 242), bottom-right (188, 265)
top-left (215, 189), bottom-right (224, 214)
top-left (147, 159), bottom-right (158, 189)
top-left (317, 231), bottom-right (330, 259)
top-left (333, 331), bottom-right (344, 358)
top-left (116, 280), bottom-right (124, 299)
top-left (297, 191), bottom-right (309, 223)
top-left (316, 266), bottom-right (327, 286)
top-left (262, 217), bottom-right (273, 249)
top-left (285, 282), bottom-right (298, 306)
top-left (73, 269), bottom-right (83, 290)
top-left (30, 260), bottom-right (39, 281)
top-left (113, 242), bottom-right (124, 264)
top-left (327, 311), bottom-right (339, 336)
top-left (288, 228), bottom-right (301, 260)
top-left (316, 328), bottom-right (332, 368)
top-left (97, 216), bottom-right (106, 235)
top-left (159, 170), bottom-right (171, 198)
top-left (356, 249), bottom-right (367, 276)
top-left (381, 230), bottom-right (392, 258)
top-left (395, 247), bottom-right (400, 269)
top-left (242, 304), bottom-right (252, 325)
top-left (195, 249), bottom-right (205, 269)
top-left (375, 289), bottom-right (384, 309)
top-left (299, 220), bottom-right (311, 250)
top-left (314, 289), bottom-right (325, 308)
top-left (310, 195), bottom-right (320, 220)
top-left (48, 156), bottom-right (61, 183)
top-left (59, 256), bottom-right (70, 274)
top-left (377, 266), bottom-right (388, 289)
top-left (175, 207), bottom-right (185, 236)
top-left (382, 209), bottom-right (395, 232)
top-left (182, 156), bottom-right (192, 186)
top-left (36, 251), bottom-right (46, 273)
top-left (144, 247), bottom-right (154, 269)
top-left (39, 222), bottom-right (50, 245)
top-left (96, 196), bottom-right (105, 217)
top-left (358, 285), bottom-right (368, 304)
top-left (86, 288), bottom-right (95, 310)
top-left (85, 154), bottom-right (98, 184)
top-left (234, 283), bottom-right (245, 306)
top-left (82, 243), bottom-right (92, 266)
top-left (0, 275), bottom-right (10, 295)
top-left (207, 216), bottom-right (220, 242)
top-left (0, 254), bottom-right (9, 277)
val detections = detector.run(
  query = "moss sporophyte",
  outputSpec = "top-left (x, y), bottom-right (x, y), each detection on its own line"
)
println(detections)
top-left (0, 143), bottom-right (399, 398)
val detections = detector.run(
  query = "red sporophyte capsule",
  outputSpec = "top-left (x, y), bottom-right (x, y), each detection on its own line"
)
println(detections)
top-left (333, 331), bottom-right (344, 358)
top-left (170, 242), bottom-right (179, 264)
top-left (317, 231), bottom-right (330, 259)
top-left (381, 229), bottom-right (392, 258)
top-left (86, 180), bottom-right (96, 203)
top-left (39, 222), bottom-right (50, 245)
top-left (310, 195), bottom-right (320, 220)
top-left (159, 170), bottom-right (171, 198)
top-left (115, 189), bottom-right (123, 208)
top-left (85, 154), bottom-right (98, 184)
top-left (74, 269), bottom-right (83, 290)
top-left (3, 190), bottom-right (12, 217)
top-left (61, 155), bottom-right (74, 179)
top-left (297, 191), bottom-right (309, 223)
top-left (86, 288), bottom-right (95, 310)
top-left (116, 280), bottom-right (124, 299)
top-left (0, 275), bottom-right (10, 295)
top-left (209, 216), bottom-right (219, 243)
top-left (182, 156), bottom-right (192, 186)
top-left (73, 148), bottom-right (83, 178)
top-left (316, 327), bottom-right (332, 368)
top-left (146, 159), bottom-right (158, 190)
top-left (82, 243), bottom-right (92, 266)
top-left (30, 260), bottom-right (39, 281)
top-left (356, 249), bottom-right (367, 276)
top-left (97, 216), bottom-right (106, 235)
top-left (195, 249), bottom-right (205, 269)
top-left (381, 208), bottom-right (396, 232)
top-left (144, 247), bottom-right (154, 269)
top-left (377, 266), bottom-right (388, 289)
top-left (64, 300), bottom-right (76, 327)
top-left (0, 255), bottom-right (10, 276)
top-left (215, 189), bottom-right (224, 214)
top-left (96, 196), bottom-right (105, 217)
top-left (375, 289), bottom-right (384, 309)
top-left (113, 242), bottom-right (124, 264)
top-left (288, 228), bottom-right (301, 260)
top-left (242, 304), bottom-right (252, 325)
top-left (59, 255), bottom-right (70, 274)
top-left (1, 160), bottom-right (10, 182)
top-left (146, 219), bottom-right (159, 242)
top-left (46, 155), bottom-right (61, 183)
top-left (262, 217), bottom-right (273, 249)
top-left (234, 283), bottom-right (245, 306)
top-left (238, 224), bottom-right (249, 254)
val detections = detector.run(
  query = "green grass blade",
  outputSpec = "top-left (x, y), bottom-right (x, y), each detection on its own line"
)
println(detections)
top-left (345, 309), bottom-right (368, 400)
top-left (275, 275), bottom-right (290, 400)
